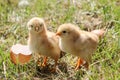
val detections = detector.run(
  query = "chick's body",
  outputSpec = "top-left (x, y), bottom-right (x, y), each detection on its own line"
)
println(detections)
top-left (29, 31), bottom-right (60, 60)
top-left (56, 23), bottom-right (104, 69)
top-left (27, 17), bottom-right (61, 66)
top-left (60, 31), bottom-right (98, 59)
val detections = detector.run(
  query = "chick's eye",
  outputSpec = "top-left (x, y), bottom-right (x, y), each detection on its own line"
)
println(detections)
top-left (30, 25), bottom-right (33, 28)
top-left (62, 31), bottom-right (66, 33)
top-left (39, 24), bottom-right (43, 27)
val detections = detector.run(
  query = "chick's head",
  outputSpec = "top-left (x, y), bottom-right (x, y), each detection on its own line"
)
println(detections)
top-left (56, 23), bottom-right (80, 38)
top-left (27, 17), bottom-right (46, 33)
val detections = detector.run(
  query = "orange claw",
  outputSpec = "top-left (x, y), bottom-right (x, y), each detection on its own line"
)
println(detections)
top-left (75, 58), bottom-right (84, 70)
top-left (42, 57), bottom-right (47, 67)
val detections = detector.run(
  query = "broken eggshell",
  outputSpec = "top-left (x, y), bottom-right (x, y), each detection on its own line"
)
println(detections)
top-left (10, 44), bottom-right (32, 65)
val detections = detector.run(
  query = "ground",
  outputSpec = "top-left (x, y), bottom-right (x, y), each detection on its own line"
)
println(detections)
top-left (0, 0), bottom-right (120, 80)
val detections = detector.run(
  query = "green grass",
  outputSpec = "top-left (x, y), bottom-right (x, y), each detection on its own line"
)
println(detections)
top-left (0, 0), bottom-right (120, 80)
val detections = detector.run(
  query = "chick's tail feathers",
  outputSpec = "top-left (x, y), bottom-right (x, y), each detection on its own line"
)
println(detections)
top-left (91, 29), bottom-right (105, 38)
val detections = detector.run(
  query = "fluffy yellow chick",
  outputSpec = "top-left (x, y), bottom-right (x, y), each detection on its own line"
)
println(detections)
top-left (56, 23), bottom-right (105, 70)
top-left (27, 17), bottom-right (61, 69)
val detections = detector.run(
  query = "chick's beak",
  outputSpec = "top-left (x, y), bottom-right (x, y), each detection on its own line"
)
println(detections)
top-left (56, 32), bottom-right (61, 36)
top-left (35, 26), bottom-right (39, 32)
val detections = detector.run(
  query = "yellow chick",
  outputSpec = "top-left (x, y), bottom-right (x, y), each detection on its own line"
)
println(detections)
top-left (27, 17), bottom-right (61, 69)
top-left (56, 23), bottom-right (105, 70)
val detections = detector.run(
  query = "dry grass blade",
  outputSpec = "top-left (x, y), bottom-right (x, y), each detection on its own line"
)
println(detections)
top-left (3, 61), bottom-right (6, 79)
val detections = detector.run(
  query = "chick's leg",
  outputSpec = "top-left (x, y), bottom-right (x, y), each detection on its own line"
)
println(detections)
top-left (55, 59), bottom-right (58, 68)
top-left (75, 58), bottom-right (84, 70)
top-left (42, 56), bottom-right (47, 67)
top-left (50, 58), bottom-right (58, 72)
